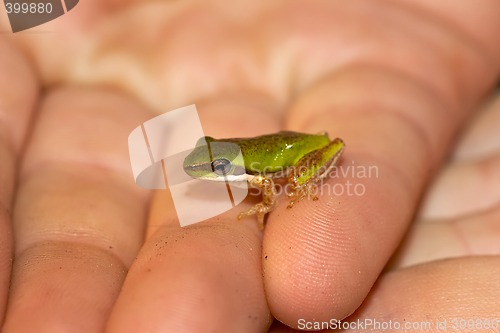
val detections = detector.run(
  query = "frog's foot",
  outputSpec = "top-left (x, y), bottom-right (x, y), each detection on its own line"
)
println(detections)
top-left (287, 182), bottom-right (319, 209)
top-left (237, 175), bottom-right (277, 230)
top-left (238, 202), bottom-right (275, 230)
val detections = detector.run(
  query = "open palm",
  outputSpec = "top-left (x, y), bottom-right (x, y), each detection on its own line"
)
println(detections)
top-left (0, 1), bottom-right (499, 332)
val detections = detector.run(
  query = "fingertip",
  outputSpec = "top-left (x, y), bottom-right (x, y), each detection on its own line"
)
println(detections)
top-left (262, 197), bottom-right (374, 327)
top-left (107, 223), bottom-right (271, 333)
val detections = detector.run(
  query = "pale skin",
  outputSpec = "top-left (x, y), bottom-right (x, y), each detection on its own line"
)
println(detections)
top-left (0, 1), bottom-right (499, 332)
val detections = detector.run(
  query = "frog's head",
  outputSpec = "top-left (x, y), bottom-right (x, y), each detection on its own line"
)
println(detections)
top-left (183, 137), bottom-right (247, 182)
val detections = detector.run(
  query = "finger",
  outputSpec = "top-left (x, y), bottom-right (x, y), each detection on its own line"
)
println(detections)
top-left (3, 88), bottom-right (151, 332)
top-left (387, 92), bottom-right (500, 268)
top-left (419, 92), bottom-right (500, 220)
top-left (393, 204), bottom-right (500, 269)
top-left (453, 92), bottom-right (500, 162)
top-left (106, 99), bottom-right (279, 333)
top-left (262, 1), bottom-right (500, 326)
top-left (108, 206), bottom-right (271, 332)
top-left (265, 66), bottom-right (460, 326)
top-left (342, 257), bottom-right (500, 332)
top-left (418, 155), bottom-right (500, 221)
top-left (0, 37), bottom-right (38, 326)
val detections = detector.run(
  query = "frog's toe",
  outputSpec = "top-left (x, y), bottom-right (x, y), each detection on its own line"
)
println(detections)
top-left (256, 213), bottom-right (265, 230)
top-left (288, 195), bottom-right (305, 208)
top-left (238, 207), bottom-right (256, 220)
top-left (287, 183), bottom-right (320, 207)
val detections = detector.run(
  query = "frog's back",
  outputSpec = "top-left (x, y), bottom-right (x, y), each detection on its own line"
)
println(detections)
top-left (223, 131), bottom-right (330, 174)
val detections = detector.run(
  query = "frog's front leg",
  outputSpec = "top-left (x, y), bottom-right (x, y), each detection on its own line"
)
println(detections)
top-left (287, 138), bottom-right (345, 208)
top-left (237, 175), bottom-right (277, 230)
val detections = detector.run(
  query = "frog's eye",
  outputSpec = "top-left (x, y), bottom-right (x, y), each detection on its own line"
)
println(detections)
top-left (211, 158), bottom-right (232, 176)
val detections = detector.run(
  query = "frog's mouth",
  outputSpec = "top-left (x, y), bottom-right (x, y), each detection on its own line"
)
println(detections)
top-left (184, 163), bottom-right (249, 182)
top-left (210, 173), bottom-right (254, 182)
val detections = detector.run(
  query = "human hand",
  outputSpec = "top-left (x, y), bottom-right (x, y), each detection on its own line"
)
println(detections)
top-left (1, 1), bottom-right (499, 332)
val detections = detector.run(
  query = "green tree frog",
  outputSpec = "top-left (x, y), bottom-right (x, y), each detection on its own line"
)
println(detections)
top-left (183, 131), bottom-right (345, 229)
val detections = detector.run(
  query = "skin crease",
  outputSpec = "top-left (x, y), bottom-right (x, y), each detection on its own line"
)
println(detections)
top-left (0, 1), bottom-right (499, 332)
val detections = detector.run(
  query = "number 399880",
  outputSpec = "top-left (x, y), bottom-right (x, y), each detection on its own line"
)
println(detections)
top-left (5, 2), bottom-right (53, 14)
